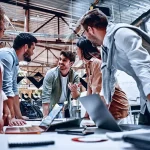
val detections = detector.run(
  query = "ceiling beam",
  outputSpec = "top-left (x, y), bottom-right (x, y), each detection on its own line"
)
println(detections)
top-left (0, 38), bottom-right (76, 45)
top-left (36, 44), bottom-right (62, 51)
top-left (131, 9), bottom-right (150, 26)
top-left (33, 15), bottom-right (56, 33)
top-left (1, 0), bottom-right (79, 20)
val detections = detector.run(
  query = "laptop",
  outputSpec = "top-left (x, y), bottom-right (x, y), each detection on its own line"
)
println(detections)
top-left (123, 133), bottom-right (150, 150)
top-left (78, 94), bottom-right (141, 132)
top-left (5, 103), bottom-right (82, 134)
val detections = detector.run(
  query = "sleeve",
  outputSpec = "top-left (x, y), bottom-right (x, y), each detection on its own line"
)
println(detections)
top-left (73, 72), bottom-right (80, 84)
top-left (41, 70), bottom-right (53, 103)
top-left (91, 59), bottom-right (102, 94)
top-left (73, 72), bottom-right (80, 92)
top-left (12, 65), bottom-right (19, 96)
top-left (114, 27), bottom-right (150, 97)
top-left (1, 53), bottom-right (15, 97)
top-left (2, 90), bottom-right (8, 101)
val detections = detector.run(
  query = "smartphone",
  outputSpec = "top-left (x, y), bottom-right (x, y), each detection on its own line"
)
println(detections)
top-left (56, 128), bottom-right (94, 136)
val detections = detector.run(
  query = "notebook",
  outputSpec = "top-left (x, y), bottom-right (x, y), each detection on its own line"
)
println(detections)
top-left (78, 94), bottom-right (142, 132)
top-left (5, 103), bottom-right (63, 134)
top-left (8, 135), bottom-right (55, 148)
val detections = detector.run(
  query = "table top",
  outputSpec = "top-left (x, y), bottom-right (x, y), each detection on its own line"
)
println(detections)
top-left (1, 120), bottom-right (143, 150)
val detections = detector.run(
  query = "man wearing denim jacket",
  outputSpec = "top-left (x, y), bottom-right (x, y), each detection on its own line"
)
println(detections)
top-left (42, 51), bottom-right (80, 117)
top-left (0, 33), bottom-right (37, 126)
top-left (80, 9), bottom-right (150, 125)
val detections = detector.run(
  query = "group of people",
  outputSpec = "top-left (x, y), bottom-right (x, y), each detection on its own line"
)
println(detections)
top-left (0, 6), bottom-right (150, 133)
top-left (41, 8), bottom-right (150, 126)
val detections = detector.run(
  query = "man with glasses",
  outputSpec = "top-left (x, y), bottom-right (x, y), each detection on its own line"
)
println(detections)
top-left (80, 8), bottom-right (150, 125)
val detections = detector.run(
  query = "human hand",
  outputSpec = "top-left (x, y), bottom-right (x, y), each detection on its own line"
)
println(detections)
top-left (9, 118), bottom-right (26, 126)
top-left (68, 82), bottom-right (81, 92)
top-left (17, 115), bottom-right (29, 120)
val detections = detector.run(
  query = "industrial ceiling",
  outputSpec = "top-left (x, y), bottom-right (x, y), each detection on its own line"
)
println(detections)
top-left (0, 0), bottom-right (150, 76)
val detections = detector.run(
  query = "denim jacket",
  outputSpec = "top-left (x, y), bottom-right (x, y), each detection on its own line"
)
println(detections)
top-left (0, 48), bottom-right (19, 97)
top-left (42, 67), bottom-right (80, 114)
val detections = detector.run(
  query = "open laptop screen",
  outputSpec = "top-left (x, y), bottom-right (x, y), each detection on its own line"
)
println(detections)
top-left (40, 104), bottom-right (63, 127)
top-left (78, 94), bottom-right (122, 132)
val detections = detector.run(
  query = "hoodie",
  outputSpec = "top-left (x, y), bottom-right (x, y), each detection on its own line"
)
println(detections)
top-left (101, 22), bottom-right (150, 114)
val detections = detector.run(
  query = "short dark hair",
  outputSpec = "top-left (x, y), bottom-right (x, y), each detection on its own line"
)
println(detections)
top-left (60, 50), bottom-right (76, 62)
top-left (13, 33), bottom-right (37, 50)
top-left (77, 37), bottom-right (100, 60)
top-left (81, 9), bottom-right (108, 31)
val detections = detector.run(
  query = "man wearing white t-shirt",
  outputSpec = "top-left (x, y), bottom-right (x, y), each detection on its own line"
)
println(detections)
top-left (42, 51), bottom-right (80, 117)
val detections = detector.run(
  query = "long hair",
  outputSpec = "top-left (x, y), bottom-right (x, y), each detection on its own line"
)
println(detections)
top-left (77, 37), bottom-right (101, 60)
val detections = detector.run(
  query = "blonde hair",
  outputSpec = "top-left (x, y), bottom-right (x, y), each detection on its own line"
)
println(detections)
top-left (0, 6), bottom-right (5, 25)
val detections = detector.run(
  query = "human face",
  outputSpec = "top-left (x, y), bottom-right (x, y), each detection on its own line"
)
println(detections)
top-left (0, 21), bottom-right (5, 39)
top-left (84, 26), bottom-right (102, 46)
top-left (58, 54), bottom-right (72, 71)
top-left (23, 42), bottom-right (35, 62)
top-left (76, 47), bottom-right (83, 60)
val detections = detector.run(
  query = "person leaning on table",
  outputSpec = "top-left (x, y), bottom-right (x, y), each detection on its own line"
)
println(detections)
top-left (76, 37), bottom-right (129, 124)
top-left (80, 8), bottom-right (150, 125)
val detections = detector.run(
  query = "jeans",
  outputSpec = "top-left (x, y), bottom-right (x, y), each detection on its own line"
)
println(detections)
top-left (138, 107), bottom-right (150, 125)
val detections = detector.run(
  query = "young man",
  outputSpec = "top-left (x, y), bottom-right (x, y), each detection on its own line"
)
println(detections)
top-left (42, 51), bottom-right (80, 118)
top-left (0, 33), bottom-right (37, 126)
top-left (80, 9), bottom-right (150, 125)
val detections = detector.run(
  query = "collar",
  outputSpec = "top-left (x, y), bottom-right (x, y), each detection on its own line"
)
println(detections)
top-left (11, 48), bottom-right (19, 66)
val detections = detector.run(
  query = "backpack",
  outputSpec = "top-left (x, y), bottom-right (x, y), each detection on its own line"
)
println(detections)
top-left (20, 101), bottom-right (43, 119)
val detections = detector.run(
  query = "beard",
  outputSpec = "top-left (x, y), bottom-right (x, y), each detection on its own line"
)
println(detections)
top-left (59, 64), bottom-right (66, 70)
top-left (87, 34), bottom-right (102, 46)
top-left (23, 52), bottom-right (31, 62)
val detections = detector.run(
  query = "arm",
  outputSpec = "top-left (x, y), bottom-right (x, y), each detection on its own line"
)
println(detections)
top-left (0, 67), bottom-right (2, 118)
top-left (1, 53), bottom-right (16, 119)
top-left (0, 68), bottom-right (4, 133)
top-left (12, 66), bottom-right (23, 119)
top-left (87, 84), bottom-right (92, 95)
top-left (90, 59), bottom-right (102, 94)
top-left (13, 95), bottom-right (22, 119)
top-left (42, 71), bottom-right (53, 117)
top-left (115, 28), bottom-right (150, 100)
top-left (42, 103), bottom-right (50, 117)
top-left (68, 74), bottom-right (80, 99)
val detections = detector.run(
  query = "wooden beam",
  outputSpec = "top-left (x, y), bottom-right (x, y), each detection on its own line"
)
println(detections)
top-left (24, 9), bottom-right (29, 32)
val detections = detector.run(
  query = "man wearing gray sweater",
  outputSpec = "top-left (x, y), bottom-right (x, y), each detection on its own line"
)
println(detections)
top-left (80, 8), bottom-right (150, 125)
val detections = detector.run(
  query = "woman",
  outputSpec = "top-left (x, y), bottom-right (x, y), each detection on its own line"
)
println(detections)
top-left (76, 37), bottom-right (129, 123)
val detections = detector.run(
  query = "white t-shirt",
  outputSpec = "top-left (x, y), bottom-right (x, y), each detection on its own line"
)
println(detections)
top-left (59, 75), bottom-right (68, 103)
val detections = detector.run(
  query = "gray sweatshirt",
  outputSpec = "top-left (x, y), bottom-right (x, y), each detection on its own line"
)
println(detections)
top-left (102, 22), bottom-right (150, 114)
